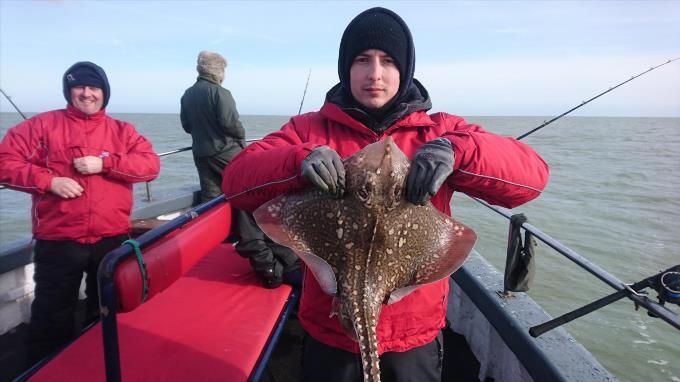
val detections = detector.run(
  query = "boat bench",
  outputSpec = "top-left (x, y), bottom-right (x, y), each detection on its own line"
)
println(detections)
top-left (27, 201), bottom-right (298, 382)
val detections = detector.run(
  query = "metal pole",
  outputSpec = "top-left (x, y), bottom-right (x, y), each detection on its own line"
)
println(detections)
top-left (145, 182), bottom-right (151, 202)
top-left (473, 197), bottom-right (680, 332)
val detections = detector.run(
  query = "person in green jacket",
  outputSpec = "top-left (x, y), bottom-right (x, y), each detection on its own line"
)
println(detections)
top-left (180, 51), bottom-right (300, 289)
top-left (181, 50), bottom-right (245, 199)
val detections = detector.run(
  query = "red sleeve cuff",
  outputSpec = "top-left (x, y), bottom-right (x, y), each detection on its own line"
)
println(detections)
top-left (37, 173), bottom-right (55, 194)
top-left (101, 156), bottom-right (112, 173)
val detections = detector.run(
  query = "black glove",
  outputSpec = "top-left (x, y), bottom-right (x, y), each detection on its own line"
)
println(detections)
top-left (255, 260), bottom-right (284, 289)
top-left (406, 138), bottom-right (455, 206)
top-left (301, 146), bottom-right (346, 198)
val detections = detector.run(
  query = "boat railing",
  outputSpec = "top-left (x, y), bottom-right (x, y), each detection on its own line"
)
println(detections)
top-left (472, 196), bottom-right (680, 335)
top-left (142, 138), bottom-right (262, 201)
top-left (145, 146), bottom-right (193, 202)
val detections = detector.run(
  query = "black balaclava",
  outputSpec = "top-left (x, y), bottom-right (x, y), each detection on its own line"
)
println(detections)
top-left (62, 61), bottom-right (111, 108)
top-left (338, 7), bottom-right (416, 103)
top-left (329, 7), bottom-right (431, 133)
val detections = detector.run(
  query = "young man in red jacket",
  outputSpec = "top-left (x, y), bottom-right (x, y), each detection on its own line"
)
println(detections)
top-left (0, 61), bottom-right (160, 366)
top-left (222, 7), bottom-right (549, 381)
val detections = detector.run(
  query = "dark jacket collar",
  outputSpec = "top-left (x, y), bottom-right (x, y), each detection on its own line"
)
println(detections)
top-left (197, 74), bottom-right (221, 86)
top-left (325, 78), bottom-right (432, 133)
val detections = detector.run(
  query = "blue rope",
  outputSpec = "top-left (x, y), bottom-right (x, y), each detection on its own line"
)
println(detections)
top-left (121, 239), bottom-right (149, 303)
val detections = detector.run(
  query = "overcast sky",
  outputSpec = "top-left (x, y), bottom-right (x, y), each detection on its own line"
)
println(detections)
top-left (0, 0), bottom-right (678, 117)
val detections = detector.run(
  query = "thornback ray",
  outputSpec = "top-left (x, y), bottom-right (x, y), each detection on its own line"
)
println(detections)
top-left (254, 137), bottom-right (477, 382)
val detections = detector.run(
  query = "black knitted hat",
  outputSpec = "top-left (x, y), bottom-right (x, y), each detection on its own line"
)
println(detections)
top-left (62, 61), bottom-right (111, 108)
top-left (338, 7), bottom-right (415, 95)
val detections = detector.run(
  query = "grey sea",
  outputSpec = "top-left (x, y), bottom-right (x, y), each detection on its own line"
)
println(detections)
top-left (0, 112), bottom-right (678, 381)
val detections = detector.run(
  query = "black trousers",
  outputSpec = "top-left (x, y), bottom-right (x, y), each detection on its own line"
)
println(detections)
top-left (193, 152), bottom-right (231, 204)
top-left (301, 332), bottom-right (444, 382)
top-left (25, 235), bottom-right (127, 365)
top-left (232, 210), bottom-right (300, 286)
top-left (194, 151), bottom-right (300, 288)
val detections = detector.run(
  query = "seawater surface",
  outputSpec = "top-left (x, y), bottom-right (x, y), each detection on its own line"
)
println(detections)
top-left (0, 112), bottom-right (678, 381)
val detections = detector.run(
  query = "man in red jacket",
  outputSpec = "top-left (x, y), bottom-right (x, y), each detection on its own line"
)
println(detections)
top-left (0, 61), bottom-right (160, 366)
top-left (222, 7), bottom-right (549, 381)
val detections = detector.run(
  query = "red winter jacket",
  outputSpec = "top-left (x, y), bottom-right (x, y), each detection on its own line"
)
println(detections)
top-left (222, 102), bottom-right (549, 354)
top-left (0, 106), bottom-right (160, 244)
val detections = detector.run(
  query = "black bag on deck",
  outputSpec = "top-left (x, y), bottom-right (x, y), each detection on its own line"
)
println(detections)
top-left (504, 213), bottom-right (536, 292)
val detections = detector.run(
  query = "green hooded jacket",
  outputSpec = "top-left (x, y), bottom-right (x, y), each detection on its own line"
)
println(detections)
top-left (180, 76), bottom-right (245, 158)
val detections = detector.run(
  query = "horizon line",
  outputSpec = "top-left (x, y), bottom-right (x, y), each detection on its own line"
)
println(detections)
top-left (0, 111), bottom-right (678, 119)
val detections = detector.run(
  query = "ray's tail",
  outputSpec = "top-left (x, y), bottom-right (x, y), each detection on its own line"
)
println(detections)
top-left (355, 301), bottom-right (382, 382)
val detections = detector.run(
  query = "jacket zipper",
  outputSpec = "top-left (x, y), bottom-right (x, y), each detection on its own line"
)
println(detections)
top-left (85, 116), bottom-right (92, 242)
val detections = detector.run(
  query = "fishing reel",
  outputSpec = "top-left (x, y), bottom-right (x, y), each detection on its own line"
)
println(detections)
top-left (658, 271), bottom-right (680, 304)
top-left (646, 268), bottom-right (680, 317)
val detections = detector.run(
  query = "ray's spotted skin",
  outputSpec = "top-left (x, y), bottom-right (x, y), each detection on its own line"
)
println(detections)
top-left (254, 137), bottom-right (477, 382)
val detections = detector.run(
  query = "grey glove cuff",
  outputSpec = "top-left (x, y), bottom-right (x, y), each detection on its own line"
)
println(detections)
top-left (425, 137), bottom-right (452, 150)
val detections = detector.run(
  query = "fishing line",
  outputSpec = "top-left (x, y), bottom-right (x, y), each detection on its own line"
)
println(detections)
top-left (223, 174), bottom-right (299, 202)
top-left (516, 57), bottom-right (679, 140)
top-left (222, 70), bottom-right (313, 200)
top-left (0, 88), bottom-right (28, 120)
top-left (158, 70), bottom-right (314, 198)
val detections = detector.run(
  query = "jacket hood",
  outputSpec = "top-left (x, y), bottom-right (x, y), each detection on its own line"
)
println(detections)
top-left (62, 61), bottom-right (111, 109)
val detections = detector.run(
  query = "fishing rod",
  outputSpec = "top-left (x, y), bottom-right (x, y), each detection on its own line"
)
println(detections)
top-left (503, 58), bottom-right (680, 335)
top-left (157, 138), bottom-right (263, 157)
top-left (516, 57), bottom-right (679, 140)
top-left (0, 88), bottom-right (28, 190)
top-left (0, 88), bottom-right (28, 120)
top-left (529, 265), bottom-right (680, 337)
top-left (298, 68), bottom-right (311, 115)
